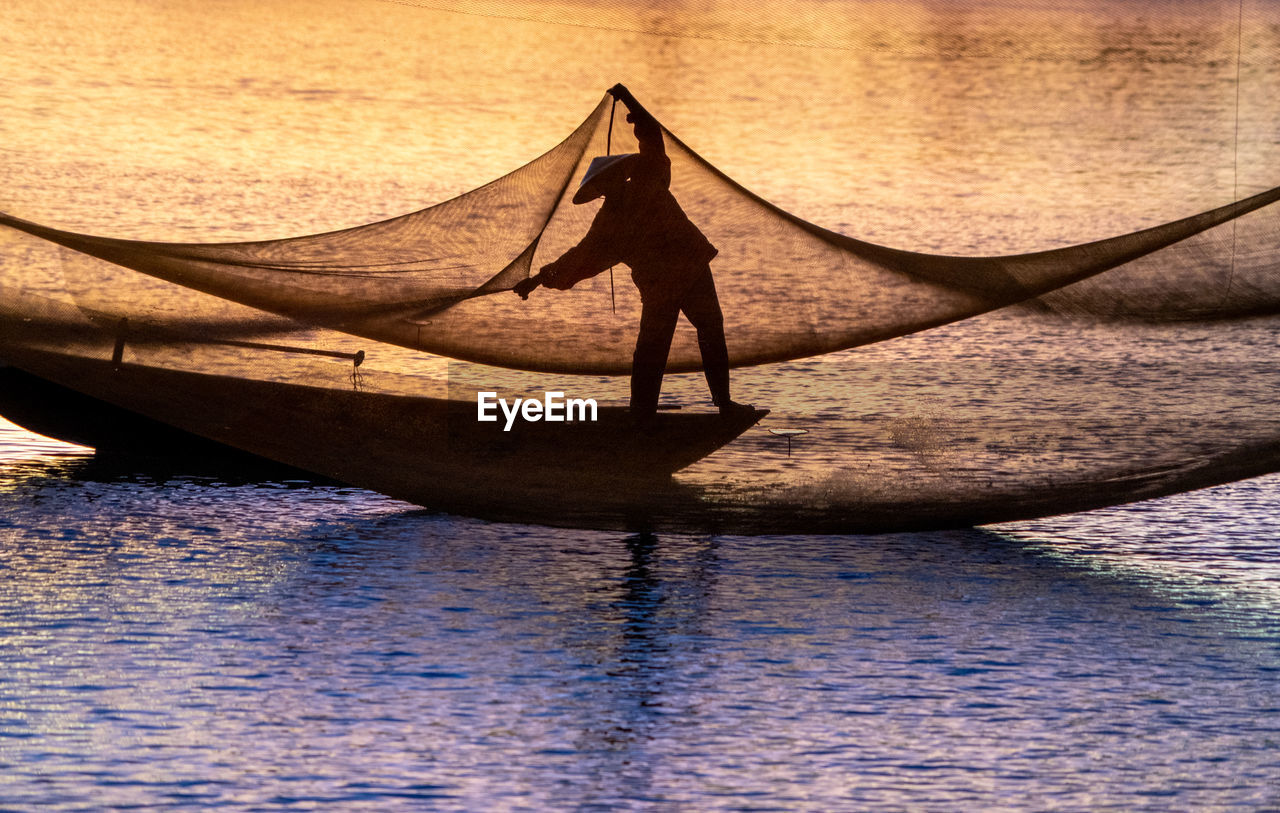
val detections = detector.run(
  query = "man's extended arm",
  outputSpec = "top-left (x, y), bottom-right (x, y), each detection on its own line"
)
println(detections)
top-left (514, 208), bottom-right (623, 298)
top-left (539, 219), bottom-right (623, 290)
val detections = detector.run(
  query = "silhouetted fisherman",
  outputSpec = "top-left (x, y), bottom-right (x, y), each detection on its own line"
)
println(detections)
top-left (514, 84), bottom-right (753, 424)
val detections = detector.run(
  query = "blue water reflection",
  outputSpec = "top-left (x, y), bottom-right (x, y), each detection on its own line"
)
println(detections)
top-left (2, 449), bottom-right (1278, 810)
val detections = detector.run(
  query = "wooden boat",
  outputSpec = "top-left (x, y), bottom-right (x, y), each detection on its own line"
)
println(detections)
top-left (0, 347), bottom-right (766, 518)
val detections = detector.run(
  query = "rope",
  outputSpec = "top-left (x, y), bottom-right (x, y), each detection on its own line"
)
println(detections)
top-left (607, 96), bottom-right (617, 315)
top-left (1225, 0), bottom-right (1243, 303)
top-left (607, 97), bottom-right (615, 155)
top-left (111, 317), bottom-right (129, 371)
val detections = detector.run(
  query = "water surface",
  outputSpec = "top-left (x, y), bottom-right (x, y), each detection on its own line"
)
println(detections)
top-left (2, 0), bottom-right (1279, 808)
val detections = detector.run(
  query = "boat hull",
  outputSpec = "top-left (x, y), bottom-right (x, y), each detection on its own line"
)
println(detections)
top-left (0, 348), bottom-right (766, 522)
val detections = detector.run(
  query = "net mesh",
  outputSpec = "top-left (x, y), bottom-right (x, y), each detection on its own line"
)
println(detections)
top-left (4, 93), bottom-right (1279, 375)
top-left (2, 92), bottom-right (1280, 532)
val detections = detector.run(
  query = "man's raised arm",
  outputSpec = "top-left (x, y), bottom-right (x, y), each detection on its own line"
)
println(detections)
top-left (608, 83), bottom-right (665, 158)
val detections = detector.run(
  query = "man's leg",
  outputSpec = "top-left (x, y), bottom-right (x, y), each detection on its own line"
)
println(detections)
top-left (632, 300), bottom-right (680, 422)
top-left (679, 269), bottom-right (732, 407)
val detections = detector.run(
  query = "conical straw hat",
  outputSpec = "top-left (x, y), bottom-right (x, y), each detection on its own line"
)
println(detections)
top-left (572, 154), bottom-right (638, 204)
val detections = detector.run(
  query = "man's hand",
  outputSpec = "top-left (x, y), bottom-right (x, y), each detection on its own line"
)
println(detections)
top-left (608, 84), bottom-right (654, 131)
top-left (513, 276), bottom-right (541, 300)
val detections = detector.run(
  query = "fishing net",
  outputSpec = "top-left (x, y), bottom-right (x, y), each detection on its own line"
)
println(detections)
top-left (4, 93), bottom-right (1280, 375)
top-left (2, 91), bottom-right (1280, 532)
